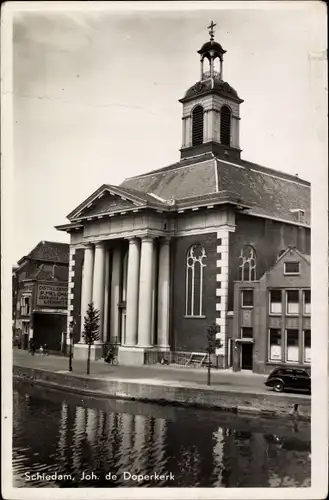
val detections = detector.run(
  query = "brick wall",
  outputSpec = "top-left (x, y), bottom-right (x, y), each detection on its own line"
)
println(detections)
top-left (171, 232), bottom-right (217, 352)
top-left (228, 214), bottom-right (310, 309)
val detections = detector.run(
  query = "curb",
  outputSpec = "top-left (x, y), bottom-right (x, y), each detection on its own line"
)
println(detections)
top-left (13, 365), bottom-right (311, 422)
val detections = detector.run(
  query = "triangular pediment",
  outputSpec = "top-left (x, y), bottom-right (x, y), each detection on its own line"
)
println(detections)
top-left (67, 185), bottom-right (147, 221)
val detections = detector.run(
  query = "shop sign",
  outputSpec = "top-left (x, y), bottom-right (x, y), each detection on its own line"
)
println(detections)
top-left (36, 284), bottom-right (68, 308)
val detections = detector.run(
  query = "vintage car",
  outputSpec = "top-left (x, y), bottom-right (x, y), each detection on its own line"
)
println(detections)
top-left (265, 367), bottom-right (311, 394)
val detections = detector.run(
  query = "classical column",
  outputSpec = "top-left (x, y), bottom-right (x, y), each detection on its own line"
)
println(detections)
top-left (137, 237), bottom-right (155, 347)
top-left (157, 238), bottom-right (170, 349)
top-left (110, 247), bottom-right (122, 343)
top-left (92, 242), bottom-right (106, 343)
top-left (125, 238), bottom-right (140, 346)
top-left (102, 247), bottom-right (111, 343)
top-left (80, 243), bottom-right (94, 340)
top-left (150, 240), bottom-right (158, 346)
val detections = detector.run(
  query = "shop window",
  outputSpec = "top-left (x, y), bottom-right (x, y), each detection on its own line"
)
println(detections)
top-left (241, 290), bottom-right (253, 307)
top-left (241, 327), bottom-right (253, 338)
top-left (303, 330), bottom-right (311, 363)
top-left (284, 262), bottom-right (300, 275)
top-left (269, 328), bottom-right (282, 361)
top-left (239, 245), bottom-right (257, 281)
top-left (269, 290), bottom-right (282, 315)
top-left (185, 244), bottom-right (207, 317)
top-left (286, 290), bottom-right (299, 315)
top-left (303, 290), bottom-right (311, 315)
top-left (286, 329), bottom-right (299, 363)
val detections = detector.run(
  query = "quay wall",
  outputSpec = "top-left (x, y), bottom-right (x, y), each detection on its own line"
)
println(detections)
top-left (13, 365), bottom-right (311, 421)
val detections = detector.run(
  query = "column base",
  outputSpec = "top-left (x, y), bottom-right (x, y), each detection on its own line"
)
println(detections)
top-left (156, 345), bottom-right (170, 351)
top-left (118, 346), bottom-right (147, 367)
top-left (73, 343), bottom-right (103, 361)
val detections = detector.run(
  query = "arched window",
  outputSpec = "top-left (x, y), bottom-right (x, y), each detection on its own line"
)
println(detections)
top-left (239, 245), bottom-right (257, 281)
top-left (220, 105), bottom-right (231, 146)
top-left (185, 244), bottom-right (207, 317)
top-left (192, 105), bottom-right (204, 146)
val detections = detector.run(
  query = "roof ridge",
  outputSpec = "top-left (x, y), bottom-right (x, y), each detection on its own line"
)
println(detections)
top-left (239, 159), bottom-right (310, 185)
top-left (122, 153), bottom-right (214, 182)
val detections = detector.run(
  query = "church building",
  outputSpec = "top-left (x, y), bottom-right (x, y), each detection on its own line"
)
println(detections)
top-left (56, 24), bottom-right (310, 367)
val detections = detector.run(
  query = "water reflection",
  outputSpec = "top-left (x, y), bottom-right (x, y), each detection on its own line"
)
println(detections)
top-left (13, 382), bottom-right (311, 488)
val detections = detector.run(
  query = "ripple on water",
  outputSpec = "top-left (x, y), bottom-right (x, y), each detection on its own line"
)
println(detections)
top-left (12, 382), bottom-right (311, 488)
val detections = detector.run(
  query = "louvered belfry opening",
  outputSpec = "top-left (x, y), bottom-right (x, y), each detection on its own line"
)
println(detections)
top-left (192, 105), bottom-right (204, 146)
top-left (220, 105), bottom-right (231, 146)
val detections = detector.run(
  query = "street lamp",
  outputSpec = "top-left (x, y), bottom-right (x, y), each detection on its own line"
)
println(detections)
top-left (68, 321), bottom-right (74, 372)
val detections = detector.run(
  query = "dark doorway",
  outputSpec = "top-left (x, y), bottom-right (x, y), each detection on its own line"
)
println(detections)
top-left (241, 343), bottom-right (253, 370)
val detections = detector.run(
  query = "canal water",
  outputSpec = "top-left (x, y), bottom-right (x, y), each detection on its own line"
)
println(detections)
top-left (13, 381), bottom-right (311, 488)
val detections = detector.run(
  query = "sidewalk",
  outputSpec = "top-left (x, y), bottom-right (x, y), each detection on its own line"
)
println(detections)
top-left (13, 348), bottom-right (310, 419)
top-left (13, 349), bottom-right (267, 393)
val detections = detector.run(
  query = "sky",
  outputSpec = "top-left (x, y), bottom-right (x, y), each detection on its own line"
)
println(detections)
top-left (11, 1), bottom-right (327, 263)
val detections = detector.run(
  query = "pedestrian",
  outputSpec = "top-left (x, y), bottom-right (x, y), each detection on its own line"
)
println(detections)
top-left (43, 343), bottom-right (48, 355)
top-left (30, 338), bottom-right (36, 356)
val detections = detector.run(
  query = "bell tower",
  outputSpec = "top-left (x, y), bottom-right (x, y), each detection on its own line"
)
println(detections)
top-left (179, 22), bottom-right (243, 161)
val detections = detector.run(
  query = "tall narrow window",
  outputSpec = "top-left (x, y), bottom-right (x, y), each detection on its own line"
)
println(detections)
top-left (303, 330), bottom-right (311, 363)
top-left (185, 244), bottom-right (207, 317)
top-left (286, 329), bottom-right (299, 362)
top-left (269, 290), bottom-right (282, 314)
top-left (241, 290), bottom-right (253, 307)
top-left (269, 329), bottom-right (282, 361)
top-left (303, 290), bottom-right (311, 315)
top-left (286, 290), bottom-right (299, 315)
top-left (220, 105), bottom-right (231, 146)
top-left (20, 296), bottom-right (31, 316)
top-left (239, 245), bottom-right (257, 281)
top-left (192, 105), bottom-right (204, 146)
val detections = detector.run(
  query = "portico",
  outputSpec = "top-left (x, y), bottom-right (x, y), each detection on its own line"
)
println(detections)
top-left (73, 233), bottom-right (170, 365)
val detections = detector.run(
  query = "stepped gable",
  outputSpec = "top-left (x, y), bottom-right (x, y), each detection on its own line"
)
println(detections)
top-left (121, 153), bottom-right (310, 225)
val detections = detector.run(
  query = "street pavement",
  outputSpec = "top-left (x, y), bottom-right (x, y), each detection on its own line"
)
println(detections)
top-left (13, 348), bottom-right (273, 395)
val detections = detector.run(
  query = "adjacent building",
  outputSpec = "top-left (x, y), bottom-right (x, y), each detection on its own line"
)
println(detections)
top-left (232, 246), bottom-right (311, 373)
top-left (56, 25), bottom-right (310, 367)
top-left (13, 241), bottom-right (69, 351)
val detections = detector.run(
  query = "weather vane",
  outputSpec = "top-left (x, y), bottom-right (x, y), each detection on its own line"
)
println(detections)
top-left (207, 21), bottom-right (216, 41)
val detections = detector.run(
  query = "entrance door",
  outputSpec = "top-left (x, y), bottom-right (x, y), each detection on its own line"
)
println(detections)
top-left (241, 343), bottom-right (253, 370)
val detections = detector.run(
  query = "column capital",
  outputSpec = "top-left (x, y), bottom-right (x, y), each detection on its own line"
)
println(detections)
top-left (82, 242), bottom-right (94, 249)
top-left (126, 236), bottom-right (140, 244)
top-left (160, 236), bottom-right (171, 244)
top-left (94, 241), bottom-right (106, 249)
top-left (141, 236), bottom-right (154, 243)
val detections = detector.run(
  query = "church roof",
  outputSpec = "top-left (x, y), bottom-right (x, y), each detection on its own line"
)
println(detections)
top-left (121, 153), bottom-right (310, 225)
top-left (181, 78), bottom-right (242, 102)
top-left (198, 40), bottom-right (226, 55)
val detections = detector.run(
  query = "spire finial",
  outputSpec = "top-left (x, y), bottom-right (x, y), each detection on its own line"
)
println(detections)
top-left (208, 21), bottom-right (216, 41)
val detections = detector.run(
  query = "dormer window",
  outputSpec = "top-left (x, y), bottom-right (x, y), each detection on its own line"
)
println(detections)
top-left (284, 261), bottom-right (300, 275)
top-left (192, 105), bottom-right (204, 146)
top-left (298, 210), bottom-right (305, 223)
top-left (290, 208), bottom-right (305, 223)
